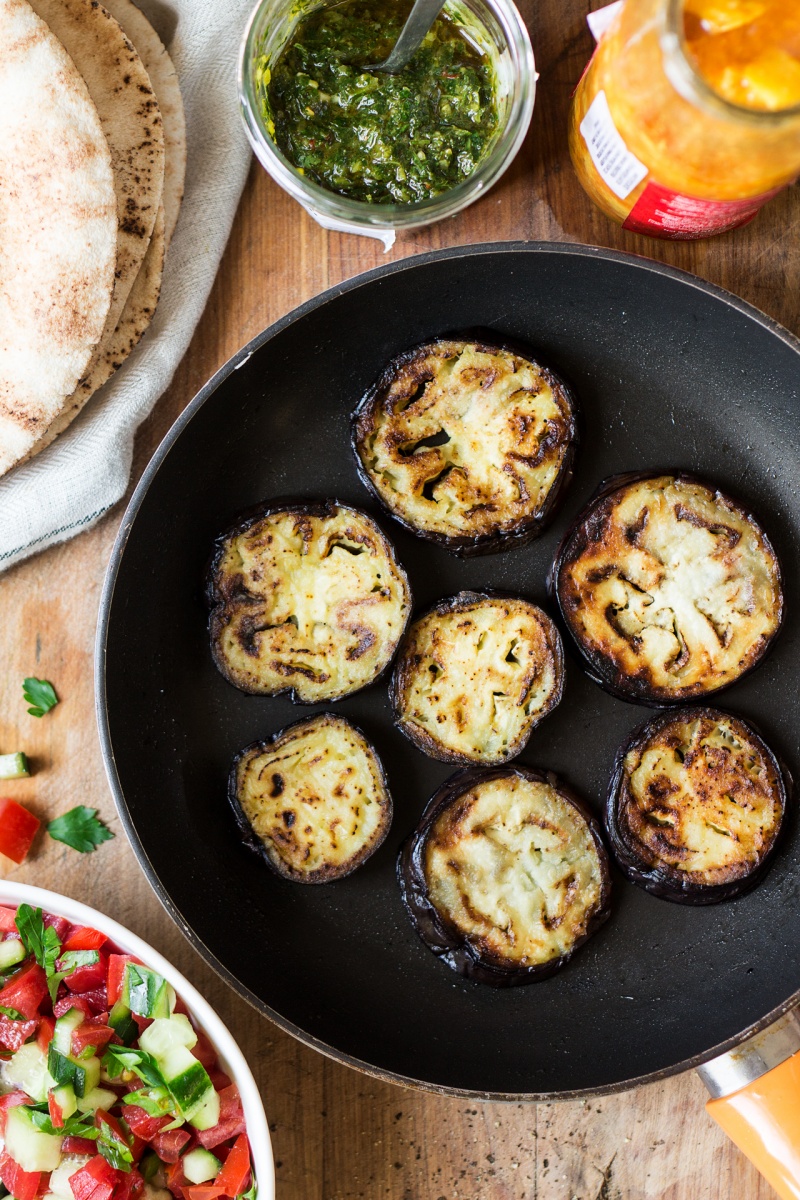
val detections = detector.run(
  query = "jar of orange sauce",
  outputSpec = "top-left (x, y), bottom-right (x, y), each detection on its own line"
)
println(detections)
top-left (568, 0), bottom-right (800, 238)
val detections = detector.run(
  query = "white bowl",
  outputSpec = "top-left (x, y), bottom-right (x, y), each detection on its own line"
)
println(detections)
top-left (0, 881), bottom-right (275, 1200)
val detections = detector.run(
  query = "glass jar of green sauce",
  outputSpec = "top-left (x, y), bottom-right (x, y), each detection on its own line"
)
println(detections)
top-left (239, 0), bottom-right (534, 237)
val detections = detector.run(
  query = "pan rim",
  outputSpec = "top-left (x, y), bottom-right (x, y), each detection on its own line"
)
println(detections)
top-left (95, 240), bottom-right (800, 1100)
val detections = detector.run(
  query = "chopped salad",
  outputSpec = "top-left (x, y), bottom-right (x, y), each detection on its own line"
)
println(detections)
top-left (0, 905), bottom-right (254, 1200)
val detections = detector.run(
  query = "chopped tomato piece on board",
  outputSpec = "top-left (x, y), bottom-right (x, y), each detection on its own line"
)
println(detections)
top-left (0, 798), bottom-right (40, 864)
top-left (62, 926), bottom-right (108, 952)
top-left (0, 1150), bottom-right (42, 1200)
top-left (0, 961), bottom-right (47, 1019)
top-left (213, 1135), bottom-right (251, 1197)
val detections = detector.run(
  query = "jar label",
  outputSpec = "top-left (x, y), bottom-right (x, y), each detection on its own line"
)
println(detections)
top-left (579, 89), bottom-right (648, 200)
top-left (622, 181), bottom-right (784, 238)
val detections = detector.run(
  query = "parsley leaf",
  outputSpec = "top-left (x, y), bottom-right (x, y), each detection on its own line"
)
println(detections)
top-left (103, 1045), bottom-right (168, 1091)
top-left (97, 1117), bottom-right (133, 1174)
top-left (47, 807), bottom-right (114, 854)
top-left (15, 904), bottom-right (61, 978)
top-left (22, 677), bottom-right (58, 718)
top-left (28, 1107), bottom-right (99, 1139)
top-left (0, 1005), bottom-right (25, 1021)
top-left (241, 1181), bottom-right (258, 1200)
top-left (47, 950), bottom-right (100, 1005)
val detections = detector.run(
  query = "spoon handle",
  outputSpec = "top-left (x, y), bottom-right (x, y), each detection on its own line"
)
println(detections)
top-left (365, 0), bottom-right (445, 73)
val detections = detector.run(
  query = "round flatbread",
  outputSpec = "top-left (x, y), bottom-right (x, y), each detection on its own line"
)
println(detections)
top-left (27, 0), bottom-right (165, 350)
top-left (0, 0), bottom-right (117, 475)
top-left (101, 0), bottom-right (185, 244)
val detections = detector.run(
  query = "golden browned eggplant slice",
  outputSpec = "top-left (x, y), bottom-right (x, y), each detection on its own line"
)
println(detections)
top-left (550, 472), bottom-right (784, 704)
top-left (352, 338), bottom-right (578, 556)
top-left (230, 713), bottom-right (392, 883)
top-left (398, 766), bottom-right (611, 985)
top-left (606, 707), bottom-right (790, 904)
top-left (208, 500), bottom-right (411, 702)
top-left (390, 591), bottom-right (564, 764)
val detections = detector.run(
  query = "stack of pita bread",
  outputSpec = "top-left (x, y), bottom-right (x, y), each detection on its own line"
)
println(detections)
top-left (0, 0), bottom-right (185, 476)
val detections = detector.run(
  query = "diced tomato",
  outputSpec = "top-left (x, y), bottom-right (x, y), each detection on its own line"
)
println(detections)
top-left (191, 1029), bottom-right (216, 1071)
top-left (63, 1137), bottom-right (100, 1157)
top-left (122, 1106), bottom-right (172, 1142)
top-left (128, 1134), bottom-right (146, 1164)
top-left (55, 995), bottom-right (94, 1019)
top-left (63, 987), bottom-right (108, 1016)
top-left (213, 1135), bottom-right (250, 1198)
top-left (37, 1014), bottom-right (56, 1053)
top-left (68, 1155), bottom-right (120, 1200)
top-left (0, 798), bottom-right (40, 864)
top-left (151, 1129), bottom-right (191, 1164)
top-left (64, 955), bottom-right (108, 995)
top-left (0, 1092), bottom-right (30, 1135)
top-left (95, 1110), bottom-right (129, 1145)
top-left (0, 1150), bottom-right (42, 1200)
top-left (208, 1069), bottom-right (233, 1092)
top-left (0, 1013), bottom-right (38, 1052)
top-left (107, 955), bottom-right (136, 1006)
top-left (113, 1168), bottom-right (143, 1200)
top-left (197, 1087), bottom-right (246, 1150)
top-left (43, 913), bottom-right (70, 941)
top-left (48, 1090), bottom-right (65, 1129)
top-left (183, 1190), bottom-right (225, 1200)
top-left (165, 1159), bottom-right (190, 1194)
top-left (62, 927), bottom-right (108, 953)
top-left (0, 907), bottom-right (18, 933)
top-left (0, 961), bottom-right (48, 1019)
top-left (72, 1019), bottom-right (114, 1056)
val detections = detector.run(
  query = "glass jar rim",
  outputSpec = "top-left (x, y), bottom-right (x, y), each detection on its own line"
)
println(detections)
top-left (238, 0), bottom-right (536, 230)
top-left (661, 0), bottom-right (800, 125)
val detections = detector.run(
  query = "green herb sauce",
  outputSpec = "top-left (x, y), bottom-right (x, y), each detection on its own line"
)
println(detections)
top-left (260, 0), bottom-right (499, 204)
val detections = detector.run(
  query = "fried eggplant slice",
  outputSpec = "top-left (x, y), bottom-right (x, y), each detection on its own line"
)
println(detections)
top-left (398, 766), bottom-right (611, 985)
top-left (606, 708), bottom-right (790, 904)
top-left (208, 500), bottom-right (411, 703)
top-left (391, 591), bottom-right (564, 765)
top-left (231, 714), bottom-right (392, 883)
top-left (352, 338), bottom-right (578, 556)
top-left (551, 472), bottom-right (784, 704)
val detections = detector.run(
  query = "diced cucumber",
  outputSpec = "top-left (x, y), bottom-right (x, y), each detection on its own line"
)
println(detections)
top-left (0, 939), bottom-right (26, 971)
top-left (0, 752), bottom-right (29, 780)
top-left (182, 1148), bottom-right (221, 1185)
top-left (75, 1085), bottom-right (117, 1114)
top-left (6, 1106), bottom-right (62, 1172)
top-left (108, 1000), bottom-right (137, 1046)
top-left (51, 1084), bottom-right (77, 1121)
top-left (122, 964), bottom-right (176, 1020)
top-left (4, 1042), bottom-right (55, 1102)
top-left (139, 1015), bottom-right (197, 1058)
top-left (188, 1087), bottom-right (220, 1132)
top-left (52, 1008), bottom-right (84, 1056)
top-left (48, 1155), bottom-right (92, 1200)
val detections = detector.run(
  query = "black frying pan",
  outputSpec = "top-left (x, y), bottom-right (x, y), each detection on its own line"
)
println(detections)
top-left (97, 243), bottom-right (800, 1099)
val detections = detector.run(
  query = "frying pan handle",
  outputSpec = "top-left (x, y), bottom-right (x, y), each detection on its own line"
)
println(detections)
top-left (706, 1049), bottom-right (800, 1200)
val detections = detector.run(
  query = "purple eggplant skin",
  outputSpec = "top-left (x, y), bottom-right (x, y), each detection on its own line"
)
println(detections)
top-left (397, 765), bottom-right (612, 987)
top-left (548, 470), bottom-right (786, 707)
top-left (206, 496), bottom-right (412, 704)
top-left (229, 713), bottom-right (393, 884)
top-left (605, 706), bottom-right (793, 906)
top-left (389, 589), bottom-right (565, 765)
top-left (351, 337), bottom-right (580, 558)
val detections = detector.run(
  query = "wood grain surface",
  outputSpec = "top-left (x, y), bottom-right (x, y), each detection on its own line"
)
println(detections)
top-left (1, 1), bottom-right (798, 1195)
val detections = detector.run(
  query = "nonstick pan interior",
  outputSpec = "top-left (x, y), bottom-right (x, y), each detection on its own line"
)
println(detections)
top-left (98, 243), bottom-right (800, 1098)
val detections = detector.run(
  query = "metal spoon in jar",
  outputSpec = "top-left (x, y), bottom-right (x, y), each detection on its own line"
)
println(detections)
top-left (360, 0), bottom-right (446, 73)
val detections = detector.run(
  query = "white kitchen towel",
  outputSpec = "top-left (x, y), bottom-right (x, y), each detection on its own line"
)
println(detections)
top-left (0, 0), bottom-right (255, 573)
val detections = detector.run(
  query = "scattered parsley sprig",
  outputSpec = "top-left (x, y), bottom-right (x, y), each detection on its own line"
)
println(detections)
top-left (22, 677), bottom-right (58, 718)
top-left (48, 806), bottom-right (114, 853)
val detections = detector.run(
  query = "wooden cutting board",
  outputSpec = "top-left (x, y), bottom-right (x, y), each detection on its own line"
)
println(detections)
top-left (1, 0), bottom-right (795, 1194)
